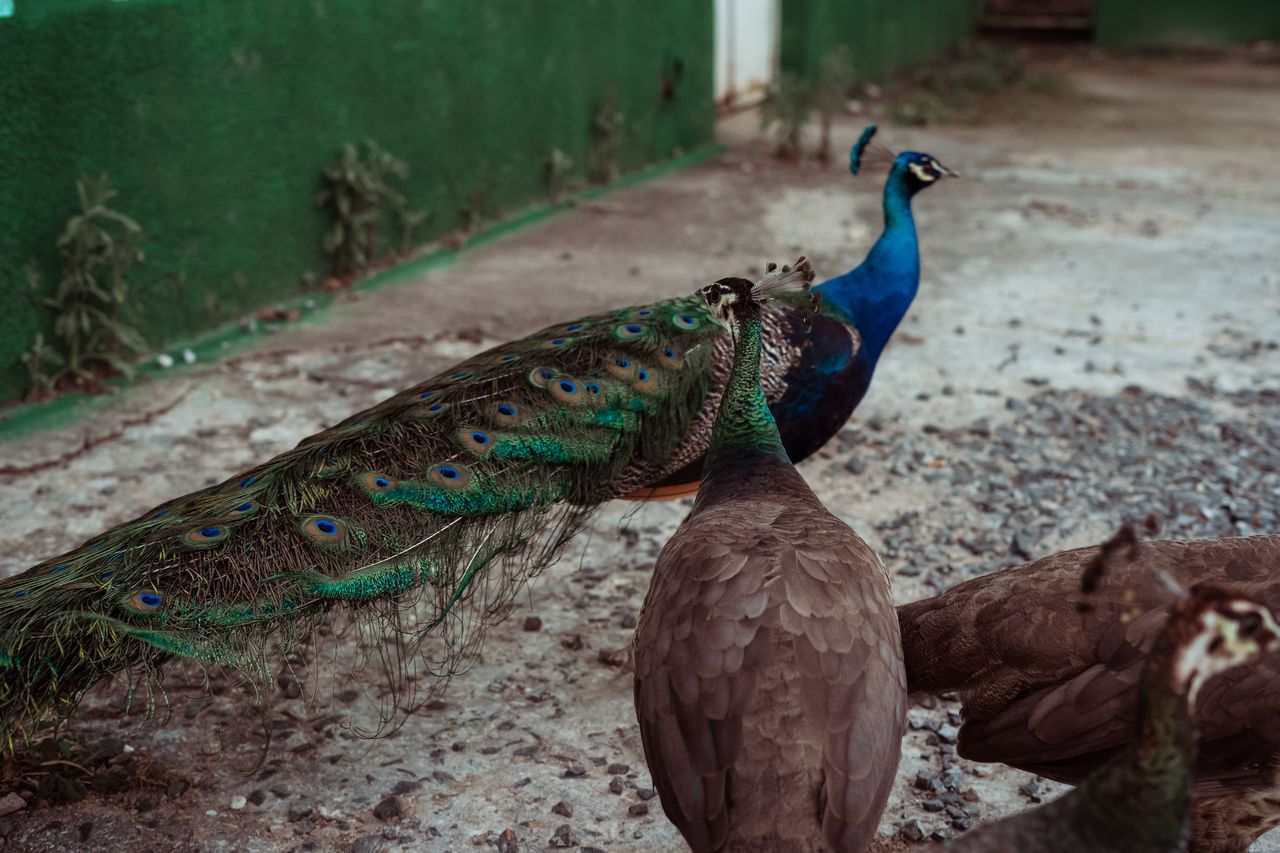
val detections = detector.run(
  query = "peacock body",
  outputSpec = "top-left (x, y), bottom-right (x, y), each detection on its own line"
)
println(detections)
top-left (0, 130), bottom-right (951, 737)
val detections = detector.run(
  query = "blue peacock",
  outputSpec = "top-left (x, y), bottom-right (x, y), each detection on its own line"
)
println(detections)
top-left (0, 127), bottom-right (954, 736)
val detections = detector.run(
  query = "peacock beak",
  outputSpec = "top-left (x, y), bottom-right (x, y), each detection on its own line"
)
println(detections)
top-left (939, 164), bottom-right (960, 179)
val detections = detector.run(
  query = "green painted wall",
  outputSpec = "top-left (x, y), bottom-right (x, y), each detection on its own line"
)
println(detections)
top-left (0, 0), bottom-right (714, 403)
top-left (1094, 0), bottom-right (1280, 46)
top-left (780, 0), bottom-right (980, 83)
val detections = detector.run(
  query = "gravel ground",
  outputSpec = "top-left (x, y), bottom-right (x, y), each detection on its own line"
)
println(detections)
top-left (1, 49), bottom-right (1278, 851)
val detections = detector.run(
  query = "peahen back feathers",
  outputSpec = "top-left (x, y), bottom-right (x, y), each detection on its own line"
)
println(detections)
top-left (0, 297), bottom-right (726, 738)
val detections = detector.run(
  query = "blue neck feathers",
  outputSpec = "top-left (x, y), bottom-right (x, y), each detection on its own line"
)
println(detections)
top-left (814, 161), bottom-right (922, 362)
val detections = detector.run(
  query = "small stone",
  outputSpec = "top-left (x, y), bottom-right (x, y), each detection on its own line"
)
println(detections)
top-left (922, 798), bottom-right (945, 813)
top-left (230, 795), bottom-right (247, 810)
top-left (549, 823), bottom-right (574, 847)
top-left (606, 763), bottom-right (630, 775)
top-left (620, 613), bottom-right (637, 629)
top-left (497, 828), bottom-right (519, 853)
top-left (155, 353), bottom-right (175, 369)
top-left (551, 801), bottom-right (572, 818)
top-left (636, 788), bottom-right (656, 801)
top-left (898, 819), bottom-right (926, 842)
top-left (181, 348), bottom-right (197, 364)
top-left (0, 794), bottom-right (24, 817)
top-left (248, 789), bottom-right (267, 806)
top-left (608, 777), bottom-right (625, 795)
top-left (628, 803), bottom-right (649, 817)
top-left (392, 780), bottom-right (421, 795)
top-left (372, 796), bottom-right (402, 820)
top-left (563, 765), bottom-right (586, 778)
top-left (352, 835), bottom-right (384, 853)
top-left (288, 803), bottom-right (314, 822)
top-left (522, 616), bottom-right (542, 632)
top-left (597, 647), bottom-right (627, 667)
top-left (936, 723), bottom-right (959, 744)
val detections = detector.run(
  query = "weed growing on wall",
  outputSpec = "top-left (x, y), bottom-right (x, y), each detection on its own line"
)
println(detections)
top-left (889, 40), bottom-right (1063, 126)
top-left (759, 71), bottom-right (812, 160)
top-left (588, 90), bottom-right (623, 185)
top-left (22, 176), bottom-right (149, 400)
top-left (316, 140), bottom-right (426, 278)
top-left (545, 148), bottom-right (576, 201)
top-left (814, 46), bottom-right (856, 164)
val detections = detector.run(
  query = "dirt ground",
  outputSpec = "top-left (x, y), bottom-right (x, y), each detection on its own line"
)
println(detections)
top-left (1, 49), bottom-right (1279, 852)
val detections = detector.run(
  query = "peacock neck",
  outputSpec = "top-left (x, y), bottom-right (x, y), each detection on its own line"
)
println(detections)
top-left (814, 165), bottom-right (921, 361)
top-left (698, 305), bottom-right (792, 501)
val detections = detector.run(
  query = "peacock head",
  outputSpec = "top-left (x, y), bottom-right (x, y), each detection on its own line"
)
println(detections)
top-left (848, 124), bottom-right (956, 196)
top-left (1170, 586), bottom-right (1280, 707)
top-left (894, 151), bottom-right (958, 195)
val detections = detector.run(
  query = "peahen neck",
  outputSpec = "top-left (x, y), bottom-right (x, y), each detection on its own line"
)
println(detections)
top-left (814, 162), bottom-right (921, 361)
top-left (1133, 630), bottom-right (1196, 784)
top-left (1063, 625), bottom-right (1194, 848)
top-left (698, 303), bottom-right (793, 503)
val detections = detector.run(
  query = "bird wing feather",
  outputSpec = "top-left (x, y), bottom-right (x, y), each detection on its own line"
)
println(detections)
top-left (635, 504), bottom-right (904, 852)
top-left (907, 535), bottom-right (1280, 794)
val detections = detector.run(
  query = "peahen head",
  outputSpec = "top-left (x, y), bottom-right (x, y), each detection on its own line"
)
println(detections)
top-left (699, 258), bottom-right (816, 325)
top-left (1169, 586), bottom-right (1280, 708)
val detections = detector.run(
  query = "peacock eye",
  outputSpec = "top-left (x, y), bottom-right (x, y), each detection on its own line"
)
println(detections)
top-left (1239, 612), bottom-right (1262, 636)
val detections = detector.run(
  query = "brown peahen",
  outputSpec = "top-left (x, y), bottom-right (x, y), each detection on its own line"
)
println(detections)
top-left (0, 129), bottom-right (953, 739)
top-left (901, 531), bottom-right (1280, 852)
top-left (633, 261), bottom-right (906, 852)
top-left (945, 582), bottom-right (1280, 852)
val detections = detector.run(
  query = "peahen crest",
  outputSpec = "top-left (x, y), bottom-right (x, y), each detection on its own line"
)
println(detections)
top-left (0, 292), bottom-right (730, 739)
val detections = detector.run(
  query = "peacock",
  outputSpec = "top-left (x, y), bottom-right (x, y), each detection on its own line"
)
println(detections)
top-left (633, 261), bottom-right (906, 852)
top-left (900, 531), bottom-right (1280, 852)
top-left (0, 127), bottom-right (954, 739)
top-left (945, 581), bottom-right (1280, 852)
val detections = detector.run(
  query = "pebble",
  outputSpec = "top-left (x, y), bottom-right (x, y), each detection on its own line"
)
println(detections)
top-left (628, 803), bottom-right (649, 817)
top-left (229, 795), bottom-right (246, 810)
top-left (551, 800), bottom-right (572, 817)
top-left (0, 794), bottom-right (24, 817)
top-left (898, 819), bottom-right (926, 842)
top-left (372, 796), bottom-right (402, 820)
top-left (549, 824), bottom-right (574, 847)
top-left (352, 835), bottom-right (384, 853)
top-left (497, 828), bottom-right (519, 853)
